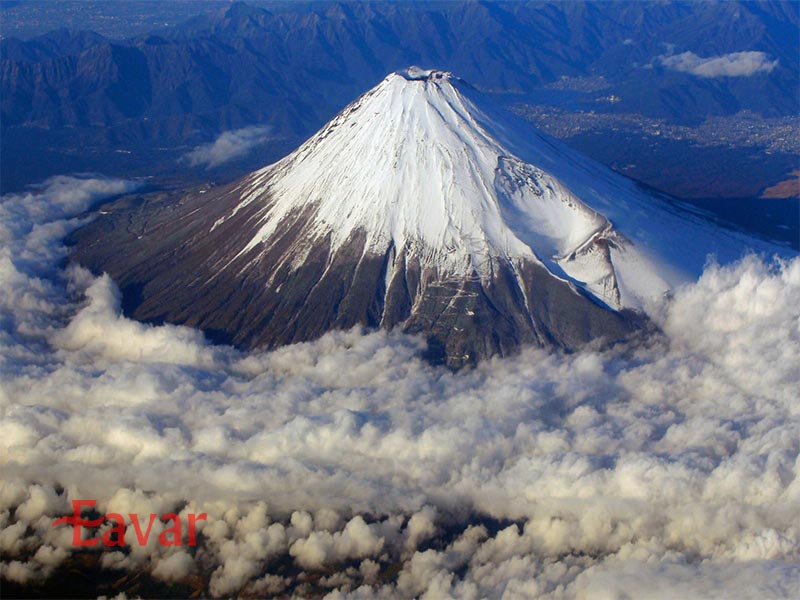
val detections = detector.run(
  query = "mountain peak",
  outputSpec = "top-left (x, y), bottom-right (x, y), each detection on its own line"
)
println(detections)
top-left (232, 64), bottom-right (549, 287)
top-left (217, 67), bottom-right (771, 313)
top-left (71, 69), bottom-right (780, 367)
top-left (229, 67), bottom-right (634, 308)
top-left (395, 66), bottom-right (453, 81)
top-left (218, 1), bottom-right (266, 22)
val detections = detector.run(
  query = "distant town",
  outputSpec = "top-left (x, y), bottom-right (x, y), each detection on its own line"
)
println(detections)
top-left (514, 104), bottom-right (800, 156)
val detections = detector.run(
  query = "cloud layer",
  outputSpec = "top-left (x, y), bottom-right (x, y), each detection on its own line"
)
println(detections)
top-left (657, 50), bottom-right (779, 78)
top-left (1, 176), bottom-right (799, 598)
top-left (183, 126), bottom-right (272, 169)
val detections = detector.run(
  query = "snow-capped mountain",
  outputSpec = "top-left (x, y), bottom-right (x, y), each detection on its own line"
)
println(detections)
top-left (71, 67), bottom-right (786, 367)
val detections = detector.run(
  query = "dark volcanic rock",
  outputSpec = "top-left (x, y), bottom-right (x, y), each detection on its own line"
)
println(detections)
top-left (69, 182), bottom-right (641, 369)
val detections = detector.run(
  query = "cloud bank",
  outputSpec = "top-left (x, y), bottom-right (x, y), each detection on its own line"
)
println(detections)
top-left (657, 50), bottom-right (779, 78)
top-left (183, 126), bottom-right (272, 169)
top-left (1, 176), bottom-right (799, 598)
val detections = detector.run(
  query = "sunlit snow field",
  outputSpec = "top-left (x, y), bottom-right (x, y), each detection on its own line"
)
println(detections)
top-left (1, 177), bottom-right (799, 598)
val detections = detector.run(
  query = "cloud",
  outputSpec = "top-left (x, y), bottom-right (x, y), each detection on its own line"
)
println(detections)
top-left (657, 50), bottom-right (779, 78)
top-left (183, 126), bottom-right (271, 169)
top-left (0, 175), bottom-right (140, 268)
top-left (52, 272), bottom-right (219, 367)
top-left (1, 175), bottom-right (799, 597)
top-left (571, 560), bottom-right (800, 600)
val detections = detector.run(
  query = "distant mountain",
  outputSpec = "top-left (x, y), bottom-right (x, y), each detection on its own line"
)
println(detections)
top-left (3, 1), bottom-right (798, 131)
top-left (70, 68), bottom-right (786, 367)
top-left (1, 1), bottom-right (797, 195)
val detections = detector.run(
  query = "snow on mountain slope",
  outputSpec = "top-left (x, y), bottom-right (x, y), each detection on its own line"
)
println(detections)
top-left (215, 67), bottom-right (777, 311)
top-left (70, 67), bottom-right (793, 368)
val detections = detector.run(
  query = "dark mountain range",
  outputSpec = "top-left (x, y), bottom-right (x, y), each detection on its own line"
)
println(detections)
top-left (2, 1), bottom-right (797, 199)
top-left (3, 1), bottom-right (797, 128)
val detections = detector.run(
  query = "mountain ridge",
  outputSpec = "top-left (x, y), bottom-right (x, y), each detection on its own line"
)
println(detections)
top-left (3, 1), bottom-right (798, 197)
top-left (68, 67), bottom-right (790, 367)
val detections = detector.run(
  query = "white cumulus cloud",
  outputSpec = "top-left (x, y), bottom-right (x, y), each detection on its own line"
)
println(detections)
top-left (1, 175), bottom-right (799, 597)
top-left (657, 50), bottom-right (779, 77)
top-left (183, 126), bottom-right (272, 169)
